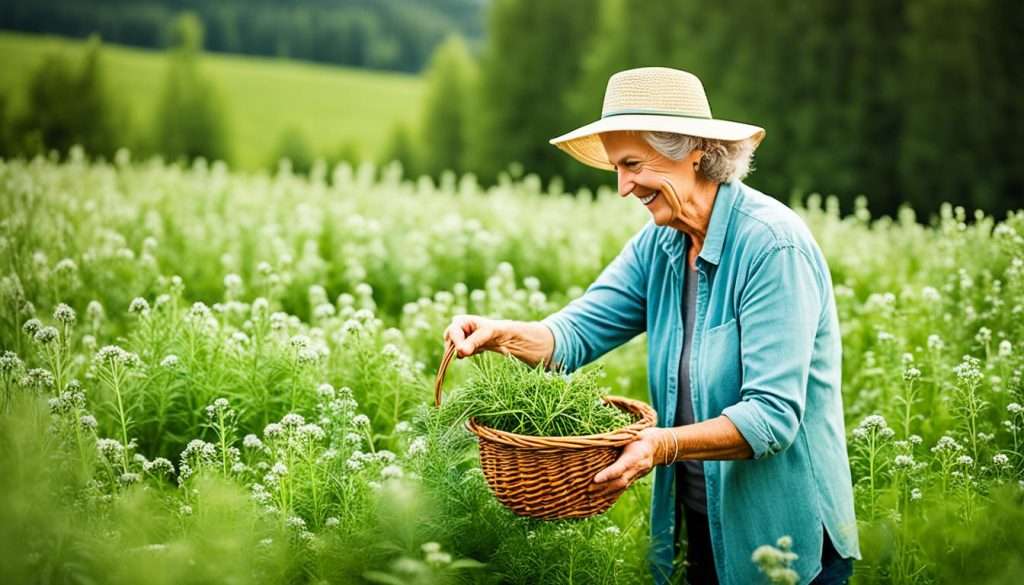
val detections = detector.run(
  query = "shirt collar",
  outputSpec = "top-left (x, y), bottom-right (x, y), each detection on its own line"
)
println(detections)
top-left (657, 180), bottom-right (741, 269)
top-left (698, 180), bottom-right (741, 266)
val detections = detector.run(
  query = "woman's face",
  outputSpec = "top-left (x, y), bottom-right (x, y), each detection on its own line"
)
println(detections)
top-left (599, 131), bottom-right (702, 227)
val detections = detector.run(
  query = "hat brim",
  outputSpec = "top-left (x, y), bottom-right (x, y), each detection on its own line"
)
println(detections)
top-left (549, 114), bottom-right (766, 171)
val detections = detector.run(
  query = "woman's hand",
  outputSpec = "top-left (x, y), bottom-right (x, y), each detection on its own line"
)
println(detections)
top-left (591, 418), bottom-right (754, 497)
top-left (444, 315), bottom-right (504, 357)
top-left (590, 427), bottom-right (669, 497)
top-left (443, 315), bottom-right (555, 367)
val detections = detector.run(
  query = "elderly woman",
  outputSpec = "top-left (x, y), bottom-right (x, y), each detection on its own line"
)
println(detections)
top-left (444, 67), bottom-right (859, 585)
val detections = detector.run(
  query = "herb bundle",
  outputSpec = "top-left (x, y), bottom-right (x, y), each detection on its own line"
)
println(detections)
top-left (441, 354), bottom-right (634, 437)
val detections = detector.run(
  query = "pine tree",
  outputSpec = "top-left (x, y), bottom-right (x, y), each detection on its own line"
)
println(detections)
top-left (419, 35), bottom-right (478, 177)
top-left (469, 0), bottom-right (599, 186)
top-left (155, 12), bottom-right (232, 164)
top-left (16, 36), bottom-right (119, 158)
top-left (269, 127), bottom-right (314, 175)
top-left (380, 122), bottom-right (421, 179)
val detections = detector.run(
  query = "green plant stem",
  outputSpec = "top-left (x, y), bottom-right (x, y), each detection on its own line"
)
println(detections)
top-left (218, 410), bottom-right (229, 475)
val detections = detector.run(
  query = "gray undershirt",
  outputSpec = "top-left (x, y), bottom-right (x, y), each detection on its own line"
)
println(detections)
top-left (675, 262), bottom-right (708, 514)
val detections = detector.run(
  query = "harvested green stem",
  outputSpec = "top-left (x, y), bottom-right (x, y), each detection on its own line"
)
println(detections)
top-left (441, 354), bottom-right (633, 437)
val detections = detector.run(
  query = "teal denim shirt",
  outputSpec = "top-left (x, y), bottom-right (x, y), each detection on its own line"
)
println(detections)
top-left (542, 180), bottom-right (860, 584)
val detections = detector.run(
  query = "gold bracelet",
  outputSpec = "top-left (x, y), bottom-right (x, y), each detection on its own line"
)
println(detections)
top-left (663, 428), bottom-right (679, 465)
top-left (672, 430), bottom-right (680, 464)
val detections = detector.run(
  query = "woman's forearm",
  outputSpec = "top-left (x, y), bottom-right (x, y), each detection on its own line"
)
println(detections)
top-left (653, 415), bottom-right (754, 464)
top-left (493, 320), bottom-right (555, 368)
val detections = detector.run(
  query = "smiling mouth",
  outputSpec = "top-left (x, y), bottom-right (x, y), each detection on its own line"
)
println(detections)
top-left (638, 191), bottom-right (660, 206)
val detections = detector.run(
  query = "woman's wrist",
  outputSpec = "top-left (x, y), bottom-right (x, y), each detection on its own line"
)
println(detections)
top-left (642, 427), bottom-right (679, 466)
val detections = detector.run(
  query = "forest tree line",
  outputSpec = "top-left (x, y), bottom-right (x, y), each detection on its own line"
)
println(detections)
top-left (1, 0), bottom-right (484, 73)
top-left (2, 0), bottom-right (1021, 218)
top-left (407, 0), bottom-right (1023, 218)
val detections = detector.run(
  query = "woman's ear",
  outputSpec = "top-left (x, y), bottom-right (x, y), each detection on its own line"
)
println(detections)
top-left (688, 148), bottom-right (705, 172)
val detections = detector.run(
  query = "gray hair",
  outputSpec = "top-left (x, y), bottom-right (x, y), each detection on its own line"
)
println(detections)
top-left (631, 130), bottom-right (757, 183)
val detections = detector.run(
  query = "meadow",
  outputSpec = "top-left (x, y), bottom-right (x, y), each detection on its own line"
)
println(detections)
top-left (0, 31), bottom-right (424, 169)
top-left (2, 149), bottom-right (1023, 584)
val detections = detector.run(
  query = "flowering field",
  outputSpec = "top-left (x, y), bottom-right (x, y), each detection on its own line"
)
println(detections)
top-left (2, 149), bottom-right (1023, 584)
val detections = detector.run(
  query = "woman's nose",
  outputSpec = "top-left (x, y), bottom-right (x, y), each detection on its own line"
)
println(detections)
top-left (617, 172), bottom-right (634, 198)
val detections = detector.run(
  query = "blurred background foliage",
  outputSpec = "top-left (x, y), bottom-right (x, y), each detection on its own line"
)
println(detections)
top-left (1, 0), bottom-right (485, 73)
top-left (0, 0), bottom-right (1022, 218)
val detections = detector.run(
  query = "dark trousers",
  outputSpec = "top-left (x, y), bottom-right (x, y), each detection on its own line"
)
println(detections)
top-left (678, 506), bottom-right (854, 585)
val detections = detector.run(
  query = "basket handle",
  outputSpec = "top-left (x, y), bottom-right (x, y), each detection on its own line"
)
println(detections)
top-left (433, 340), bottom-right (459, 407)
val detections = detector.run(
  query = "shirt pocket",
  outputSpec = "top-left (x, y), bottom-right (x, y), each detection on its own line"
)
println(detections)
top-left (700, 317), bottom-right (742, 413)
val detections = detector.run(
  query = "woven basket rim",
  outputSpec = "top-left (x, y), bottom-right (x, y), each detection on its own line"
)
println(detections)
top-left (467, 394), bottom-right (657, 449)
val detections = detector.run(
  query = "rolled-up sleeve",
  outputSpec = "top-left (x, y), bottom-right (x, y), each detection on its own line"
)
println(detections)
top-left (721, 244), bottom-right (824, 459)
top-left (541, 230), bottom-right (649, 373)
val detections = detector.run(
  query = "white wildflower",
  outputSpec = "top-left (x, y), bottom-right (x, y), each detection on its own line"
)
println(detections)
top-left (976, 327), bottom-right (992, 344)
top-left (297, 423), bottom-right (325, 441)
top-left (87, 300), bottom-right (104, 322)
top-left (53, 303), bottom-right (76, 325)
top-left (128, 297), bottom-right (150, 315)
top-left (96, 438), bottom-right (124, 460)
top-left (224, 273), bottom-right (242, 291)
top-left (381, 465), bottom-right (403, 480)
top-left (118, 471), bottom-right (141, 485)
top-left (144, 457), bottom-right (174, 475)
top-left (931, 436), bottom-right (963, 453)
top-left (243, 434), bottom-right (264, 449)
top-left (34, 326), bottom-right (58, 345)
top-left (407, 437), bottom-right (428, 457)
top-left (953, 355), bottom-right (983, 386)
top-left (281, 413), bottom-right (305, 427)
top-left (313, 303), bottom-right (336, 319)
top-left (22, 318), bottom-right (42, 336)
top-left (903, 366), bottom-right (921, 382)
top-left (316, 383), bottom-right (336, 399)
top-left (999, 340), bottom-right (1013, 357)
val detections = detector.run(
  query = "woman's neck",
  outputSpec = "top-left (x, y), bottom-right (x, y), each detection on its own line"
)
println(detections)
top-left (672, 179), bottom-right (719, 270)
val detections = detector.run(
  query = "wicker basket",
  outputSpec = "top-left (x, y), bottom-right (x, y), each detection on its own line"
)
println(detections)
top-left (433, 341), bottom-right (658, 519)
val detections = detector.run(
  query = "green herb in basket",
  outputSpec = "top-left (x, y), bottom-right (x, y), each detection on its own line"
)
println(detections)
top-left (441, 354), bottom-right (634, 437)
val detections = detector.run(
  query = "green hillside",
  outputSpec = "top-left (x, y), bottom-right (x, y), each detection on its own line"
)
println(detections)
top-left (0, 31), bottom-right (424, 169)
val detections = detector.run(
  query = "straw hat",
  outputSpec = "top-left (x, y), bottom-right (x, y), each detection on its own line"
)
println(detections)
top-left (549, 67), bottom-right (765, 171)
